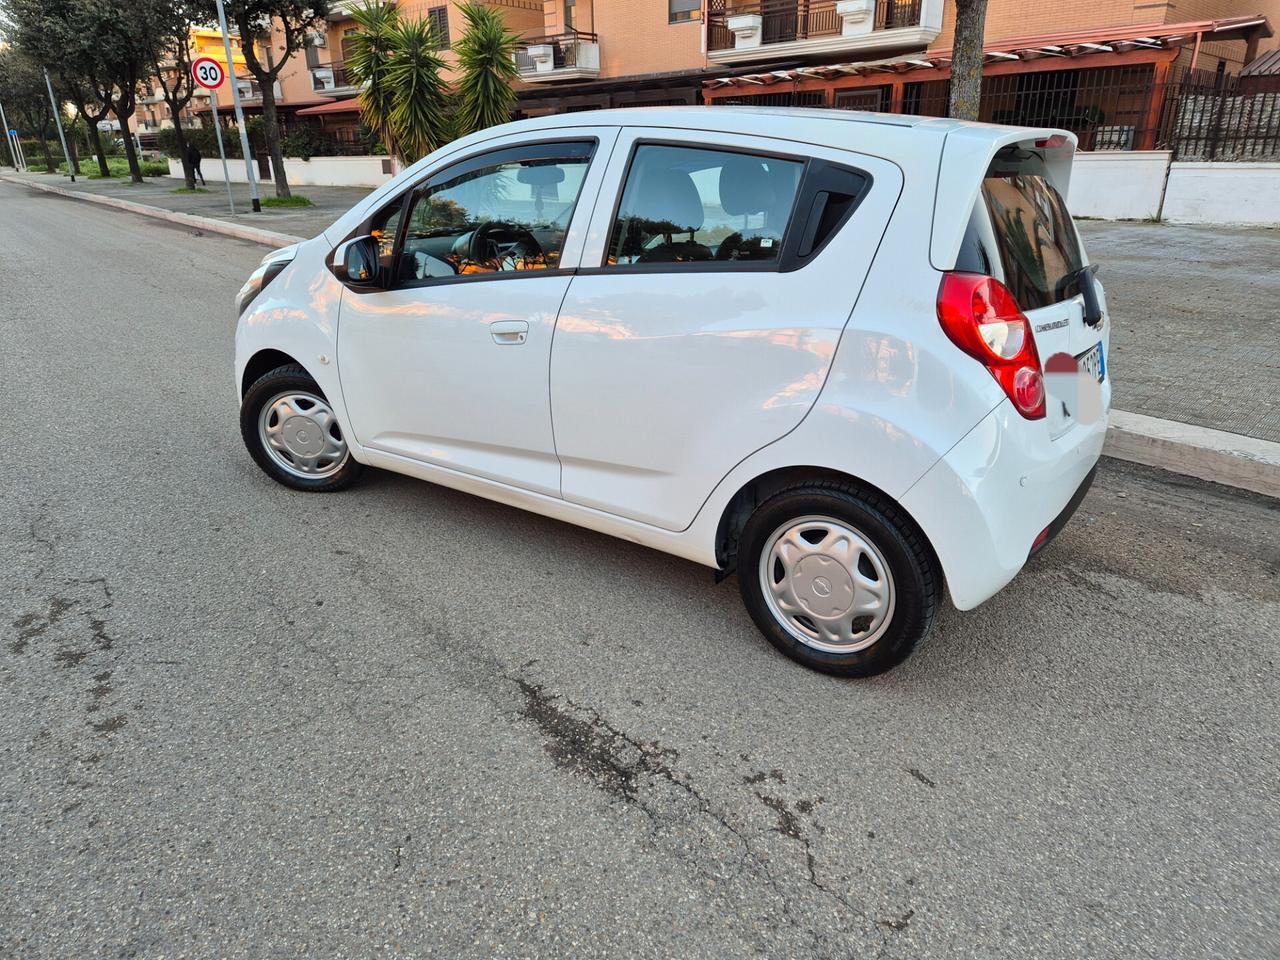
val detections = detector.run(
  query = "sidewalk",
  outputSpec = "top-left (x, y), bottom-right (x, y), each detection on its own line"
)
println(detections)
top-left (5, 168), bottom-right (1278, 452)
top-left (2, 170), bottom-right (366, 240)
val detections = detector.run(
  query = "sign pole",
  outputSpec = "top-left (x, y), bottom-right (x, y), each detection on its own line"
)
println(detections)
top-left (209, 86), bottom-right (236, 215)
top-left (0, 98), bottom-right (20, 171)
top-left (212, 0), bottom-right (262, 212)
top-left (43, 69), bottom-right (75, 182)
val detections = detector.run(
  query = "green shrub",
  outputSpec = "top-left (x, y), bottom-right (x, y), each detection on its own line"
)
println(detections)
top-left (282, 123), bottom-right (327, 161)
top-left (261, 194), bottom-right (313, 207)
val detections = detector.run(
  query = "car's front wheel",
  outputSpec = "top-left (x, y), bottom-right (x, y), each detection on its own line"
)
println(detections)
top-left (240, 364), bottom-right (362, 492)
top-left (738, 483), bottom-right (940, 676)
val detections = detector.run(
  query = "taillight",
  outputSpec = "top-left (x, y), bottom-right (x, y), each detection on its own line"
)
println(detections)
top-left (937, 272), bottom-right (1046, 419)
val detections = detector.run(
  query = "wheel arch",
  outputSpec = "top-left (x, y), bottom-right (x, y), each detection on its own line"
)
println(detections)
top-left (713, 465), bottom-right (941, 581)
top-left (241, 348), bottom-right (305, 398)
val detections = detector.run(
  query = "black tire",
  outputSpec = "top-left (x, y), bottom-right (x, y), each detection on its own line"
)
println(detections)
top-left (737, 482), bottom-right (940, 677)
top-left (240, 364), bottom-right (363, 492)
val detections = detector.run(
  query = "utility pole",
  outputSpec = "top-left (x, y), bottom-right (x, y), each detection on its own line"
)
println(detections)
top-left (43, 69), bottom-right (75, 182)
top-left (0, 98), bottom-right (21, 171)
top-left (213, 0), bottom-right (262, 212)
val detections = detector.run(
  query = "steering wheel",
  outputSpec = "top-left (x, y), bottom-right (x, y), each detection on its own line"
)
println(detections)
top-left (466, 221), bottom-right (545, 271)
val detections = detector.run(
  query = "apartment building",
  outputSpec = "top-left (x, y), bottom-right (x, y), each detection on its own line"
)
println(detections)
top-left (276, 0), bottom-right (545, 139)
top-left (238, 0), bottom-right (1277, 151)
top-left (133, 28), bottom-right (250, 140)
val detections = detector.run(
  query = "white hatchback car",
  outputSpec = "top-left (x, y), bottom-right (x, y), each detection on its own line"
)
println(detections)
top-left (235, 107), bottom-right (1109, 676)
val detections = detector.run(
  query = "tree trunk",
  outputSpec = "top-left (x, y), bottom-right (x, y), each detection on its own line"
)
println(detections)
top-left (948, 0), bottom-right (988, 121)
top-left (84, 122), bottom-right (110, 178)
top-left (38, 132), bottom-right (55, 173)
top-left (166, 105), bottom-right (196, 189)
top-left (113, 106), bottom-right (144, 182)
top-left (69, 137), bottom-right (81, 176)
top-left (259, 84), bottom-right (291, 198)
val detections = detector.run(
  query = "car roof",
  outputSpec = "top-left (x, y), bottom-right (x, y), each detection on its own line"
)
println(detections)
top-left (495, 105), bottom-right (1044, 145)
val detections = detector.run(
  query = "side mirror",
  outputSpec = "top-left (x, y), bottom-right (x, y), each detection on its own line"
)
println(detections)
top-left (334, 235), bottom-right (381, 286)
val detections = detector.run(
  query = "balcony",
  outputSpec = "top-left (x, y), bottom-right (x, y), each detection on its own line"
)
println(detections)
top-left (312, 62), bottom-right (359, 96)
top-left (707, 0), bottom-right (942, 64)
top-left (514, 30), bottom-right (600, 82)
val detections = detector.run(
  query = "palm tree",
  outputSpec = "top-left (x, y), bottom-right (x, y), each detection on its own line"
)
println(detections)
top-left (347, 2), bottom-right (403, 162)
top-left (452, 1), bottom-right (520, 137)
top-left (385, 15), bottom-right (453, 163)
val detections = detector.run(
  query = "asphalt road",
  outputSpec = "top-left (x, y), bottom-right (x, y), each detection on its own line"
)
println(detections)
top-left (2, 180), bottom-right (1278, 960)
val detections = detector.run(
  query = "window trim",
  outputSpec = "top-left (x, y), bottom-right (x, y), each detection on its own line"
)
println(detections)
top-left (336, 137), bottom-right (601, 292)
top-left (583, 137), bottom-right (871, 277)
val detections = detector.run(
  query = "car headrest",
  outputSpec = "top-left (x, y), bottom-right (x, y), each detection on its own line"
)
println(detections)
top-left (719, 156), bottom-right (777, 217)
top-left (627, 163), bottom-right (705, 234)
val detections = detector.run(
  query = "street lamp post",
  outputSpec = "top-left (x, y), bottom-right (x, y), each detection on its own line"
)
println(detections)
top-left (213, 0), bottom-right (262, 212)
top-left (0, 98), bottom-right (23, 171)
top-left (43, 69), bottom-right (76, 182)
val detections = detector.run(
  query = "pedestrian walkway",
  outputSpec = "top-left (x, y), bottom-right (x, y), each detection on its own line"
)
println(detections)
top-left (2, 169), bottom-right (365, 238)
top-left (3, 168), bottom-right (1277, 445)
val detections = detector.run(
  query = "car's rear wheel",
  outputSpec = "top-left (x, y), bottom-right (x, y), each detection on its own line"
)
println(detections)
top-left (738, 483), bottom-right (939, 676)
top-left (241, 364), bottom-right (362, 492)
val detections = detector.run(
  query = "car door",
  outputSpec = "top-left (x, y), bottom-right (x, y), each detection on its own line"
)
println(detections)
top-left (549, 128), bottom-right (902, 530)
top-left (336, 131), bottom-right (618, 497)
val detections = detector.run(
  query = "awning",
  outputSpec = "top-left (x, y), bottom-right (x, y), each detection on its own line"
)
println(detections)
top-left (704, 15), bottom-right (1274, 88)
top-left (1242, 48), bottom-right (1280, 76)
top-left (296, 98), bottom-right (362, 116)
top-left (192, 96), bottom-right (334, 114)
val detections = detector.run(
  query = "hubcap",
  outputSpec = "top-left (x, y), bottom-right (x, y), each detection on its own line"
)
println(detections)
top-left (257, 391), bottom-right (348, 479)
top-left (758, 515), bottom-right (895, 654)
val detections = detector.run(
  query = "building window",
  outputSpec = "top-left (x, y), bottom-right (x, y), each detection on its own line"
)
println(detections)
top-left (564, 0), bottom-right (575, 30)
top-left (669, 0), bottom-right (700, 23)
top-left (427, 6), bottom-right (450, 48)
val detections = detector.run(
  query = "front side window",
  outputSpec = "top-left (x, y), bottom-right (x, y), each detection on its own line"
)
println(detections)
top-left (605, 144), bottom-right (803, 268)
top-left (395, 142), bottom-right (593, 283)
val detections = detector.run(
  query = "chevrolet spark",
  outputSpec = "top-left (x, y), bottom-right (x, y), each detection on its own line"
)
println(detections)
top-left (235, 107), bottom-right (1110, 677)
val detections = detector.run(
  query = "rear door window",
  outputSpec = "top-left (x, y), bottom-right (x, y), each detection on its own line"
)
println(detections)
top-left (604, 144), bottom-right (804, 267)
top-left (977, 171), bottom-right (1084, 309)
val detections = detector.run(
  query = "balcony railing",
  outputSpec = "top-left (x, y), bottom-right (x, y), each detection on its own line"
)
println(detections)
top-left (708, 0), bottom-right (922, 53)
top-left (514, 29), bottom-right (601, 79)
top-left (312, 62), bottom-right (357, 92)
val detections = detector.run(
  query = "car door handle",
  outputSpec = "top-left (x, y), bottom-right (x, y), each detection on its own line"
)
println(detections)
top-left (490, 320), bottom-right (529, 345)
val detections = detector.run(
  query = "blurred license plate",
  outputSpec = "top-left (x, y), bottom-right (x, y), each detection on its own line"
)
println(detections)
top-left (1077, 342), bottom-right (1105, 383)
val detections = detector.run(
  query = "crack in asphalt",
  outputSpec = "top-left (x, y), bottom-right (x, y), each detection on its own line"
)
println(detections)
top-left (514, 678), bottom-right (894, 957)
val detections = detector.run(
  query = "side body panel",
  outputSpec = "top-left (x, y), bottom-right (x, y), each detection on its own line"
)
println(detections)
top-left (549, 128), bottom-right (905, 531)
top-left (235, 236), bottom-right (357, 437)
top-left (332, 128), bottom-right (620, 497)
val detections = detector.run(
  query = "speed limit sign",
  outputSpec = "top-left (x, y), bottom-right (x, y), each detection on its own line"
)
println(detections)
top-left (191, 56), bottom-right (225, 90)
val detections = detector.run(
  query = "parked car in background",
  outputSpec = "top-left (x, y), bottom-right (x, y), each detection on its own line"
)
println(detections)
top-left (234, 107), bottom-right (1110, 676)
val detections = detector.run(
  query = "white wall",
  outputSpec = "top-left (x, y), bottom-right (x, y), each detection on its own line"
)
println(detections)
top-left (169, 152), bottom-right (1280, 225)
top-left (1162, 162), bottom-right (1280, 226)
top-left (169, 154), bottom-right (392, 188)
top-left (1068, 151), bottom-right (1169, 221)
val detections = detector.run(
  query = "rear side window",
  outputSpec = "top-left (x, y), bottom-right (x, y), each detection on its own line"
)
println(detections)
top-left (605, 144), bottom-right (803, 267)
top-left (977, 171), bottom-right (1084, 310)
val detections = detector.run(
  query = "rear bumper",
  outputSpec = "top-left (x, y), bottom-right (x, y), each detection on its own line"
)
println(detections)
top-left (900, 401), bottom-right (1106, 610)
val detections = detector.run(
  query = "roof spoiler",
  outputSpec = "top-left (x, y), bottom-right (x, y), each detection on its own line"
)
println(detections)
top-left (929, 126), bottom-right (1077, 272)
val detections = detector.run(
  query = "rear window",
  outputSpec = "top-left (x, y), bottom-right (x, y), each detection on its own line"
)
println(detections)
top-left (957, 160), bottom-right (1085, 310)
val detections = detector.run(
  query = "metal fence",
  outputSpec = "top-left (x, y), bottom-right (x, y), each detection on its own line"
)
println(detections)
top-left (707, 0), bottom-right (921, 52)
top-left (513, 30), bottom-right (599, 73)
top-left (728, 64), bottom-right (1280, 159)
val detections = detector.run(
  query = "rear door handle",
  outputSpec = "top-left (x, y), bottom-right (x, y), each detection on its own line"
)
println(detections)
top-left (490, 320), bottom-right (529, 345)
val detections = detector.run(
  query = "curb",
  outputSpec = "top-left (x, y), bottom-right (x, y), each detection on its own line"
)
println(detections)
top-left (6, 172), bottom-right (1277, 499)
top-left (1104, 410), bottom-right (1280, 499)
top-left (0, 174), bottom-right (305, 248)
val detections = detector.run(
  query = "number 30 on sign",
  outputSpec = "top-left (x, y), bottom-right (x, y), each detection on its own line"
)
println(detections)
top-left (192, 57), bottom-right (225, 90)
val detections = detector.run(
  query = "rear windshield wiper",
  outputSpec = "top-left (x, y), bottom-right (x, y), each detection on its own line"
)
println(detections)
top-left (1057, 264), bottom-right (1103, 326)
